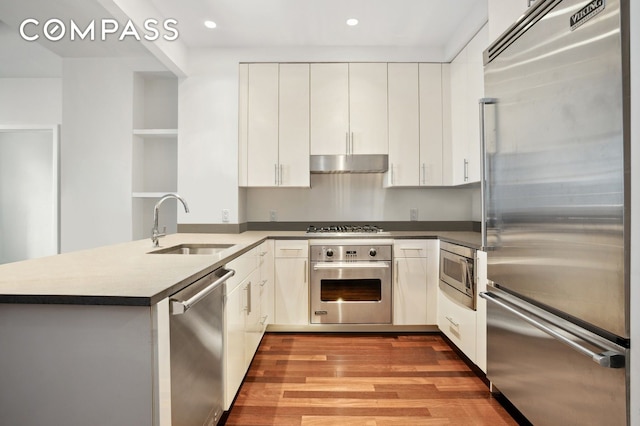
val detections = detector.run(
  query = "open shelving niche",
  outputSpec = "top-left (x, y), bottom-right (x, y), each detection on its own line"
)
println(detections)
top-left (132, 72), bottom-right (179, 241)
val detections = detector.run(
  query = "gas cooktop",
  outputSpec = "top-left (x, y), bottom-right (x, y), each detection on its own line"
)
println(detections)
top-left (306, 225), bottom-right (384, 234)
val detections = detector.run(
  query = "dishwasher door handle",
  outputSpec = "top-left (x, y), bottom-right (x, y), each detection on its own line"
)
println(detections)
top-left (480, 291), bottom-right (625, 368)
top-left (171, 269), bottom-right (235, 315)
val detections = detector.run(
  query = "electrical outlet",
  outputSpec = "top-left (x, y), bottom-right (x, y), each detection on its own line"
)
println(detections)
top-left (269, 210), bottom-right (277, 222)
top-left (222, 209), bottom-right (230, 223)
top-left (410, 208), bottom-right (418, 221)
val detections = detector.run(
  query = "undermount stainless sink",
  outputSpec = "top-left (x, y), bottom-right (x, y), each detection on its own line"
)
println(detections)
top-left (149, 243), bottom-right (234, 255)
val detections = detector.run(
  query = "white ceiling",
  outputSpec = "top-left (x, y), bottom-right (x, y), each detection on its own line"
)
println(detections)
top-left (149, 0), bottom-right (488, 50)
top-left (0, 0), bottom-right (488, 77)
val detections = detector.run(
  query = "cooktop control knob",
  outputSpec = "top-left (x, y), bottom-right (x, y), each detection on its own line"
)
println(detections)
top-left (326, 248), bottom-right (334, 258)
top-left (369, 248), bottom-right (377, 257)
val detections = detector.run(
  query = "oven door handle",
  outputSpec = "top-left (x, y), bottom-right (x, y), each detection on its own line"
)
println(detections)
top-left (312, 262), bottom-right (390, 270)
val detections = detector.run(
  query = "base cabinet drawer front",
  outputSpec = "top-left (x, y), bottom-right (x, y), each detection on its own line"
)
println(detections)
top-left (226, 247), bottom-right (258, 293)
top-left (393, 240), bottom-right (430, 258)
top-left (438, 288), bottom-right (477, 362)
top-left (274, 240), bottom-right (309, 258)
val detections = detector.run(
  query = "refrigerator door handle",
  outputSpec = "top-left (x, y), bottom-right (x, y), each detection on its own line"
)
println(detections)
top-left (479, 98), bottom-right (497, 251)
top-left (480, 291), bottom-right (625, 369)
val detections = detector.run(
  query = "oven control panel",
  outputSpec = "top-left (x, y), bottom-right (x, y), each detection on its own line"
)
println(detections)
top-left (310, 244), bottom-right (392, 262)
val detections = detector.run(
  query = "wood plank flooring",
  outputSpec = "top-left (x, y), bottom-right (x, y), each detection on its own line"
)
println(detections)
top-left (224, 333), bottom-right (519, 425)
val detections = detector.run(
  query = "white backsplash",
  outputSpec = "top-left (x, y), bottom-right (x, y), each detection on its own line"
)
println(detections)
top-left (246, 174), bottom-right (475, 222)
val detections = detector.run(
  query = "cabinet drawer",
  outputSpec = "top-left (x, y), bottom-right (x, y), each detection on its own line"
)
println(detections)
top-left (226, 247), bottom-right (258, 293)
top-left (438, 288), bottom-right (477, 362)
top-left (274, 240), bottom-right (308, 258)
top-left (393, 240), bottom-right (429, 258)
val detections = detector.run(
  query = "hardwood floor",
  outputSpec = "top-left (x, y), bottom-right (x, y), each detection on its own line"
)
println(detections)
top-left (224, 333), bottom-right (519, 425)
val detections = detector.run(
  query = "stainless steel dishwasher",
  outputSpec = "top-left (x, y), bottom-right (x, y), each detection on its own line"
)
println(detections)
top-left (169, 267), bottom-right (235, 426)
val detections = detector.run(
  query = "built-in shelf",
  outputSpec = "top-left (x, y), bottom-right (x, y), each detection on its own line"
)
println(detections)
top-left (132, 129), bottom-right (178, 137)
top-left (132, 73), bottom-right (179, 241)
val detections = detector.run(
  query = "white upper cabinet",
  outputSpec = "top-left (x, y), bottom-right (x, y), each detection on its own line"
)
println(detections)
top-left (446, 25), bottom-right (489, 186)
top-left (247, 63), bottom-right (279, 187)
top-left (310, 63), bottom-right (388, 156)
top-left (349, 63), bottom-right (388, 155)
top-left (278, 64), bottom-right (310, 187)
top-left (242, 63), bottom-right (310, 187)
top-left (420, 64), bottom-right (444, 186)
top-left (387, 63), bottom-right (420, 187)
top-left (310, 63), bottom-right (350, 155)
top-left (387, 63), bottom-right (444, 187)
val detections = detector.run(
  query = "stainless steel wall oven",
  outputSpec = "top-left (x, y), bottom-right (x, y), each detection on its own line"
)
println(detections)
top-left (310, 240), bottom-right (392, 324)
top-left (439, 241), bottom-right (476, 310)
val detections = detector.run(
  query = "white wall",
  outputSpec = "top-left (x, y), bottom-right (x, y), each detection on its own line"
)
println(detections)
top-left (0, 78), bottom-right (62, 123)
top-left (61, 59), bottom-right (134, 252)
top-left (247, 174), bottom-right (474, 222)
top-left (178, 46), bottom-right (472, 226)
top-left (0, 79), bottom-right (62, 263)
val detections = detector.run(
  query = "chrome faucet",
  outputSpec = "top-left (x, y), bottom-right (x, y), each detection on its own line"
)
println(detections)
top-left (152, 193), bottom-right (189, 247)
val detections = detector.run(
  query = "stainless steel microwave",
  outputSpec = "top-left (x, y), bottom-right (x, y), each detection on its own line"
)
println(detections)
top-left (440, 241), bottom-right (476, 310)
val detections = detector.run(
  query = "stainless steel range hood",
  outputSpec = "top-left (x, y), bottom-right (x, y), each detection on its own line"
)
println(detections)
top-left (310, 154), bottom-right (388, 173)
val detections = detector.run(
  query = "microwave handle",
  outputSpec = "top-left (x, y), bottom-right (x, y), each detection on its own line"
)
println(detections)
top-left (461, 258), bottom-right (472, 290)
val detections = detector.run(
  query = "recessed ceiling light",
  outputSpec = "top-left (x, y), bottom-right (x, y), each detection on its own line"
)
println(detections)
top-left (346, 18), bottom-right (359, 26)
top-left (204, 20), bottom-right (217, 29)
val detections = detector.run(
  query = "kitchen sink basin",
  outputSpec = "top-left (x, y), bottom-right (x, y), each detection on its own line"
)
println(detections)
top-left (149, 243), bottom-right (235, 255)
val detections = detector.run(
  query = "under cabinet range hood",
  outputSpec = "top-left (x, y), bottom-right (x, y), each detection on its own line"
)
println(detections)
top-left (310, 154), bottom-right (388, 173)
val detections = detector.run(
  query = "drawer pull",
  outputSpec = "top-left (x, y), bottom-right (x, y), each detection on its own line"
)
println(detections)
top-left (445, 316), bottom-right (459, 328)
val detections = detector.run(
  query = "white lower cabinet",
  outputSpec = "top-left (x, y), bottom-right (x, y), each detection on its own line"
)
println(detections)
top-left (224, 270), bottom-right (252, 410)
top-left (258, 240), bottom-right (275, 333)
top-left (438, 286), bottom-right (477, 363)
top-left (475, 250), bottom-right (488, 373)
top-left (274, 240), bottom-right (309, 325)
top-left (224, 246), bottom-right (270, 410)
top-left (393, 240), bottom-right (439, 325)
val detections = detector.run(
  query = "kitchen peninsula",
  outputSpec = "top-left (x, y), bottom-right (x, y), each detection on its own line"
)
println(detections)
top-left (0, 230), bottom-right (481, 426)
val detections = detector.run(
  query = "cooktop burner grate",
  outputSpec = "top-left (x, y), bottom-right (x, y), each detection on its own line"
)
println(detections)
top-left (306, 225), bottom-right (383, 234)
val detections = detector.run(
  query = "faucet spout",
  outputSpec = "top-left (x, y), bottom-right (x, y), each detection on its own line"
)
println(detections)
top-left (152, 193), bottom-right (189, 247)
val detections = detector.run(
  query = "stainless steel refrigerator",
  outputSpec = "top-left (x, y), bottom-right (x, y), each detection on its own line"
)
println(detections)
top-left (479, 0), bottom-right (630, 424)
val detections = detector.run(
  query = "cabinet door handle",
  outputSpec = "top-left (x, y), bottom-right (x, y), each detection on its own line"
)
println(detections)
top-left (395, 260), bottom-right (399, 283)
top-left (445, 315), bottom-right (459, 328)
top-left (346, 132), bottom-right (349, 155)
top-left (421, 163), bottom-right (426, 185)
top-left (303, 260), bottom-right (307, 283)
top-left (260, 315), bottom-right (268, 325)
top-left (260, 279), bottom-right (268, 287)
top-left (279, 164), bottom-right (283, 186)
top-left (350, 132), bottom-right (354, 154)
top-left (274, 164), bottom-right (279, 185)
top-left (464, 159), bottom-right (469, 182)
top-left (244, 282), bottom-right (252, 314)
top-left (390, 164), bottom-right (394, 185)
